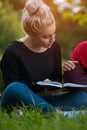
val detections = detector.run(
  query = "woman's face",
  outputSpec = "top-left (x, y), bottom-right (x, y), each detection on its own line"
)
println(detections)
top-left (35, 23), bottom-right (56, 48)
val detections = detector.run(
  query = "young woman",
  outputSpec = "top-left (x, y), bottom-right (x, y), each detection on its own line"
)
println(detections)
top-left (1, 0), bottom-right (87, 113)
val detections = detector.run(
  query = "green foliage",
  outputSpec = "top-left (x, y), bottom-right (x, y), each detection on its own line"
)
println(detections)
top-left (1, 0), bottom-right (26, 10)
top-left (63, 12), bottom-right (87, 28)
top-left (60, 0), bottom-right (87, 29)
top-left (0, 2), bottom-right (23, 54)
top-left (56, 14), bottom-right (87, 60)
top-left (0, 2), bottom-right (24, 90)
top-left (9, 0), bottom-right (26, 10)
top-left (0, 108), bottom-right (87, 130)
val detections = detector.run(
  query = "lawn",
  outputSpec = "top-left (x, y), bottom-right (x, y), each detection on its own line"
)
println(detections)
top-left (0, 107), bottom-right (87, 130)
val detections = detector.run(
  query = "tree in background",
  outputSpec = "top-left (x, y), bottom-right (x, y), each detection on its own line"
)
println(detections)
top-left (1, 0), bottom-right (26, 10)
top-left (0, 1), bottom-right (23, 54)
top-left (55, 0), bottom-right (87, 60)
top-left (61, 0), bottom-right (87, 27)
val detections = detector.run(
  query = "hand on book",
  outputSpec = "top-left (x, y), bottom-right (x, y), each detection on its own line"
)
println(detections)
top-left (44, 78), bottom-right (51, 82)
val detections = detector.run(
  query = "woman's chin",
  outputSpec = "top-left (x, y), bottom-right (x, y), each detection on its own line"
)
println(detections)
top-left (48, 43), bottom-right (53, 48)
top-left (43, 43), bottom-right (53, 49)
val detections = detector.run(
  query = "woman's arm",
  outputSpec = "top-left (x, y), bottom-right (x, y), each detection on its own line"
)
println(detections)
top-left (1, 50), bottom-right (20, 87)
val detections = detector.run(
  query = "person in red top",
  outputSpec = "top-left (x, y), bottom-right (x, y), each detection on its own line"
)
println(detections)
top-left (63, 41), bottom-right (87, 88)
top-left (72, 41), bottom-right (87, 69)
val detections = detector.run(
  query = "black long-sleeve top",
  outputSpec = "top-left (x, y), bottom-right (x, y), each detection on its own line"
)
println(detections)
top-left (1, 40), bottom-right (62, 92)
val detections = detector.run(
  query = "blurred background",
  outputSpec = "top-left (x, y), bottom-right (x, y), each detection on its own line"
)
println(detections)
top-left (0, 0), bottom-right (87, 89)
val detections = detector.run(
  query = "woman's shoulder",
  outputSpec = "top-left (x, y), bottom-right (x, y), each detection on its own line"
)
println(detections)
top-left (4, 40), bottom-right (24, 54)
top-left (5, 40), bottom-right (21, 50)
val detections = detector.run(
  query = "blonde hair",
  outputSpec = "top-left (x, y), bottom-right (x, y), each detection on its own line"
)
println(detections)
top-left (22, 0), bottom-right (55, 36)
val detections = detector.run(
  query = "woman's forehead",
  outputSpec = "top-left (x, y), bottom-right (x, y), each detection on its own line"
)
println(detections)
top-left (41, 23), bottom-right (56, 35)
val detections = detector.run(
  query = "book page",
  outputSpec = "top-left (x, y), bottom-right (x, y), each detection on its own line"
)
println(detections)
top-left (64, 83), bottom-right (87, 88)
top-left (36, 81), bottom-right (63, 88)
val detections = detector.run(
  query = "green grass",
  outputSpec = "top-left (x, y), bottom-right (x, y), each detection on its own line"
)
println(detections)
top-left (0, 107), bottom-right (87, 130)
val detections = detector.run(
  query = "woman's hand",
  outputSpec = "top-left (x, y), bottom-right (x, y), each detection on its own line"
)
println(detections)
top-left (44, 78), bottom-right (51, 82)
top-left (63, 60), bottom-right (79, 72)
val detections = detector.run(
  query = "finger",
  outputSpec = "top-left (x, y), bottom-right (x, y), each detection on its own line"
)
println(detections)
top-left (66, 61), bottom-right (75, 66)
top-left (63, 64), bottom-right (71, 71)
top-left (73, 60), bottom-right (79, 64)
top-left (63, 67), bottom-right (69, 72)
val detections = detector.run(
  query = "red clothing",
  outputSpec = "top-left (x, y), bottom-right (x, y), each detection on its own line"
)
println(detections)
top-left (72, 41), bottom-right (87, 69)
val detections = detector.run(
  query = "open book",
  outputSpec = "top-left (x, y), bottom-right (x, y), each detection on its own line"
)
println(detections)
top-left (36, 81), bottom-right (87, 91)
